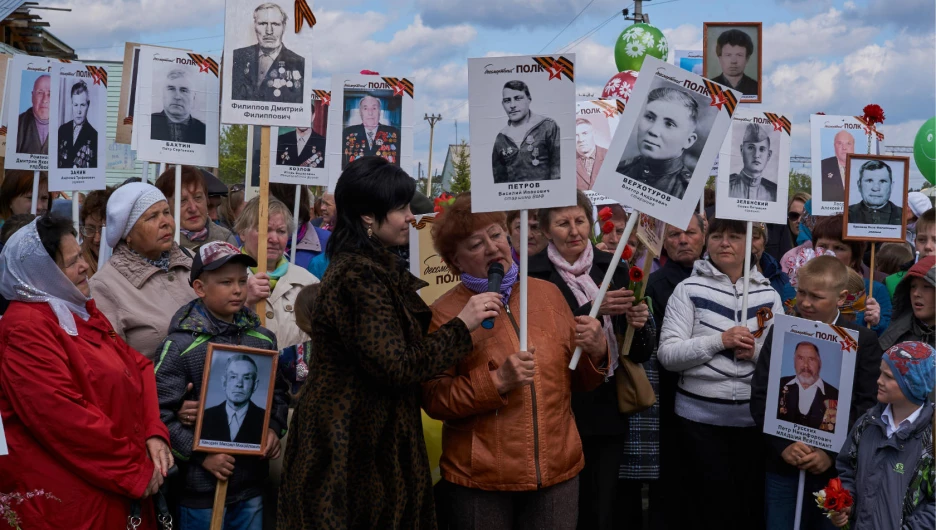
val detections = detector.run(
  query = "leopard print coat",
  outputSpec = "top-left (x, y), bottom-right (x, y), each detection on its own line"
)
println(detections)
top-left (277, 249), bottom-right (473, 529)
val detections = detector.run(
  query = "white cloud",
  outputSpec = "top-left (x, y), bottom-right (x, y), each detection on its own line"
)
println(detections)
top-left (663, 23), bottom-right (703, 57)
top-left (762, 8), bottom-right (879, 67)
top-left (416, 0), bottom-right (618, 30)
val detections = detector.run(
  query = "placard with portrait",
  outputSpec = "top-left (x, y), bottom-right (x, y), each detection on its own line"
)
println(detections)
top-left (3, 54), bottom-right (53, 171)
top-left (703, 22), bottom-right (762, 103)
top-left (842, 154), bottom-right (909, 242)
top-left (48, 61), bottom-right (108, 192)
top-left (269, 89), bottom-right (330, 185)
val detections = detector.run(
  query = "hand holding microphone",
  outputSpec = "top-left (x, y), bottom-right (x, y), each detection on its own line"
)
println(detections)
top-left (458, 292), bottom-right (502, 331)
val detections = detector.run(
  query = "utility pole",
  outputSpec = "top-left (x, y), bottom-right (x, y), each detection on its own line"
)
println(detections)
top-left (624, 0), bottom-right (649, 24)
top-left (424, 113), bottom-right (443, 197)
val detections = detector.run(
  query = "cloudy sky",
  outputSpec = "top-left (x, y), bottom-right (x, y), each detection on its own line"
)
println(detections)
top-left (51, 0), bottom-right (935, 187)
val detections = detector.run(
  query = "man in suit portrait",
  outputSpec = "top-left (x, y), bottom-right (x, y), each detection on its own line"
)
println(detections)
top-left (276, 104), bottom-right (325, 167)
top-left (231, 2), bottom-right (304, 103)
top-left (575, 118), bottom-right (606, 190)
top-left (728, 123), bottom-right (777, 202)
top-left (201, 354), bottom-right (266, 445)
top-left (711, 29), bottom-right (758, 97)
top-left (151, 68), bottom-right (206, 145)
top-left (820, 130), bottom-right (855, 202)
top-left (57, 80), bottom-right (98, 169)
top-left (777, 341), bottom-right (839, 432)
top-left (341, 95), bottom-right (401, 169)
top-left (847, 159), bottom-right (903, 226)
top-left (16, 74), bottom-right (51, 155)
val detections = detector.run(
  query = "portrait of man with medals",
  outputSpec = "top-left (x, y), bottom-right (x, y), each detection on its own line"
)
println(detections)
top-left (231, 2), bottom-right (305, 103)
top-left (492, 80), bottom-right (561, 184)
top-left (341, 95), bottom-right (401, 168)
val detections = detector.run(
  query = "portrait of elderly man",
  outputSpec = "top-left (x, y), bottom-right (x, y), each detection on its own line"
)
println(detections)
top-left (341, 95), bottom-right (401, 168)
top-left (16, 74), bottom-right (51, 155)
top-left (57, 80), bottom-right (98, 169)
top-left (276, 103), bottom-right (325, 167)
top-left (711, 29), bottom-right (758, 97)
top-left (728, 123), bottom-right (776, 202)
top-left (821, 130), bottom-right (855, 202)
top-left (231, 2), bottom-right (304, 103)
top-left (777, 341), bottom-right (839, 432)
top-left (151, 68), bottom-right (207, 145)
top-left (847, 159), bottom-right (903, 226)
top-left (616, 87), bottom-right (697, 200)
top-left (575, 117), bottom-right (606, 190)
top-left (200, 354), bottom-right (267, 445)
top-left (492, 80), bottom-right (561, 184)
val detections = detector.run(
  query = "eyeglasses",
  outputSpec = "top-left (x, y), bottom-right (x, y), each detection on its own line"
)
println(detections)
top-left (787, 211), bottom-right (802, 222)
top-left (79, 225), bottom-right (104, 237)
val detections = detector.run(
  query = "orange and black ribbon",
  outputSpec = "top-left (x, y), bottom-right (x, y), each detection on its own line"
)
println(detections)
top-left (410, 216), bottom-right (436, 229)
top-left (830, 324), bottom-right (858, 353)
top-left (764, 112), bottom-right (791, 135)
top-left (381, 77), bottom-right (414, 98)
top-left (593, 99), bottom-right (621, 117)
top-left (703, 79), bottom-right (737, 117)
top-left (188, 53), bottom-right (219, 77)
top-left (854, 115), bottom-right (885, 142)
top-left (295, 0), bottom-right (316, 33)
top-left (752, 307), bottom-right (774, 338)
top-left (532, 56), bottom-right (574, 82)
top-left (85, 65), bottom-right (108, 88)
top-left (312, 89), bottom-right (331, 105)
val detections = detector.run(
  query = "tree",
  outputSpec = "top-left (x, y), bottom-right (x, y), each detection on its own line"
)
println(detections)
top-left (218, 124), bottom-right (248, 186)
top-left (449, 140), bottom-right (471, 194)
top-left (789, 169), bottom-right (811, 196)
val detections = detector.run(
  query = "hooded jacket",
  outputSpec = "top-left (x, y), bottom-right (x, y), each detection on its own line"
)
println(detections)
top-left (880, 258), bottom-right (936, 351)
top-left (659, 259), bottom-right (783, 426)
top-left (154, 298), bottom-right (287, 509)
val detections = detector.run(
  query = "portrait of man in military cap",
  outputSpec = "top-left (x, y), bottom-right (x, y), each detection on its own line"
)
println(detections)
top-left (231, 2), bottom-right (305, 104)
top-left (728, 123), bottom-right (777, 202)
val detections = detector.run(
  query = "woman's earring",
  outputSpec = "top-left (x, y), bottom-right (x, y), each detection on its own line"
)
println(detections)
top-left (367, 225), bottom-right (373, 238)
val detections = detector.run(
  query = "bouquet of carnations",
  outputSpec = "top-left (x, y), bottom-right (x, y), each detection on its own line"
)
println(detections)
top-left (814, 477), bottom-right (853, 529)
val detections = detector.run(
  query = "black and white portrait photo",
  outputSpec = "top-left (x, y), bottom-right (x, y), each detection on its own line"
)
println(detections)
top-left (48, 62), bottom-right (108, 192)
top-left (4, 54), bottom-right (52, 170)
top-left (221, 0), bottom-right (313, 127)
top-left (150, 65), bottom-right (206, 145)
top-left (715, 108), bottom-right (791, 224)
top-left (467, 55), bottom-right (575, 213)
top-left (231, 2), bottom-right (304, 104)
top-left (593, 57), bottom-right (736, 230)
top-left (492, 80), bottom-right (561, 184)
top-left (575, 100), bottom-right (620, 191)
top-left (269, 91), bottom-right (330, 186)
top-left (326, 74), bottom-right (415, 189)
top-left (843, 154), bottom-right (909, 242)
top-left (135, 46), bottom-right (220, 167)
top-left (703, 22), bottom-right (762, 103)
top-left (194, 345), bottom-right (277, 454)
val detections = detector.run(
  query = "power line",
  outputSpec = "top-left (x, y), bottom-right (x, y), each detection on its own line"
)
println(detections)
top-left (537, 0), bottom-right (597, 53)
top-left (556, 11), bottom-right (620, 52)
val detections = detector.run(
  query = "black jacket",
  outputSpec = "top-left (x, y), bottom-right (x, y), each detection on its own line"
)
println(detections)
top-left (231, 44), bottom-right (304, 103)
top-left (712, 72), bottom-right (759, 97)
top-left (775, 375), bottom-right (839, 432)
top-left (820, 156), bottom-right (846, 202)
top-left (528, 245), bottom-right (654, 436)
top-left (200, 401), bottom-right (266, 445)
top-left (750, 314), bottom-right (882, 477)
top-left (275, 128), bottom-right (325, 167)
top-left (150, 111), bottom-right (206, 145)
top-left (341, 124), bottom-right (401, 168)
top-left (56, 120), bottom-right (98, 168)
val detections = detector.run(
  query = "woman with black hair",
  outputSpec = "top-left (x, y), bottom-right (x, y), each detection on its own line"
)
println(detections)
top-left (277, 157), bottom-right (501, 529)
top-left (0, 216), bottom-right (172, 528)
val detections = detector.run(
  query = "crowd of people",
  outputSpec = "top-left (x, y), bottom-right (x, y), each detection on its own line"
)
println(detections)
top-left (0, 158), bottom-right (932, 530)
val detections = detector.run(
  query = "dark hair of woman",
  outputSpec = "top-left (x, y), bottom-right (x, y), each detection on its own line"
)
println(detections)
top-left (36, 214), bottom-right (77, 264)
top-left (270, 183), bottom-right (311, 226)
top-left (706, 218), bottom-right (747, 241)
top-left (326, 156), bottom-right (416, 259)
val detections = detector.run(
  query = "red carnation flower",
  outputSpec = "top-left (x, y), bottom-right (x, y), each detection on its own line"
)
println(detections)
top-left (622, 244), bottom-right (634, 261)
top-left (629, 267), bottom-right (643, 283)
top-left (862, 104), bottom-right (885, 126)
top-left (601, 220), bottom-right (615, 234)
top-left (598, 206), bottom-right (613, 222)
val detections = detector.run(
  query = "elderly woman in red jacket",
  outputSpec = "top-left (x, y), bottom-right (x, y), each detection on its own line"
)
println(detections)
top-left (0, 216), bottom-right (171, 529)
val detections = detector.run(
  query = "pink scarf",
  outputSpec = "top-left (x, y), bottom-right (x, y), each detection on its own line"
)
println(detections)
top-left (546, 242), bottom-right (618, 371)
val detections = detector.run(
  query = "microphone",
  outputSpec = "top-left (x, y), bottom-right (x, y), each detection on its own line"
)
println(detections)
top-left (481, 262), bottom-right (505, 330)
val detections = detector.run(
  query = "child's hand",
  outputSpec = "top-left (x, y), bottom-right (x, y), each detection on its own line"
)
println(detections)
top-left (263, 429), bottom-right (281, 460)
top-left (202, 454), bottom-right (235, 481)
top-left (830, 506), bottom-right (851, 527)
top-left (177, 383), bottom-right (199, 426)
top-left (864, 297), bottom-right (880, 327)
top-left (780, 442), bottom-right (813, 467)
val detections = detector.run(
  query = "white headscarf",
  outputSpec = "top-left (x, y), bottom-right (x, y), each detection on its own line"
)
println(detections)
top-left (0, 219), bottom-right (90, 335)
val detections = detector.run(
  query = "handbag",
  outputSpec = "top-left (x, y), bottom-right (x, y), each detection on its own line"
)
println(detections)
top-left (614, 350), bottom-right (656, 415)
top-left (127, 465), bottom-right (177, 530)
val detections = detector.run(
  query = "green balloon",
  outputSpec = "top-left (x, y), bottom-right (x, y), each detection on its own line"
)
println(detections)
top-left (914, 117), bottom-right (936, 185)
top-left (614, 23), bottom-right (669, 73)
